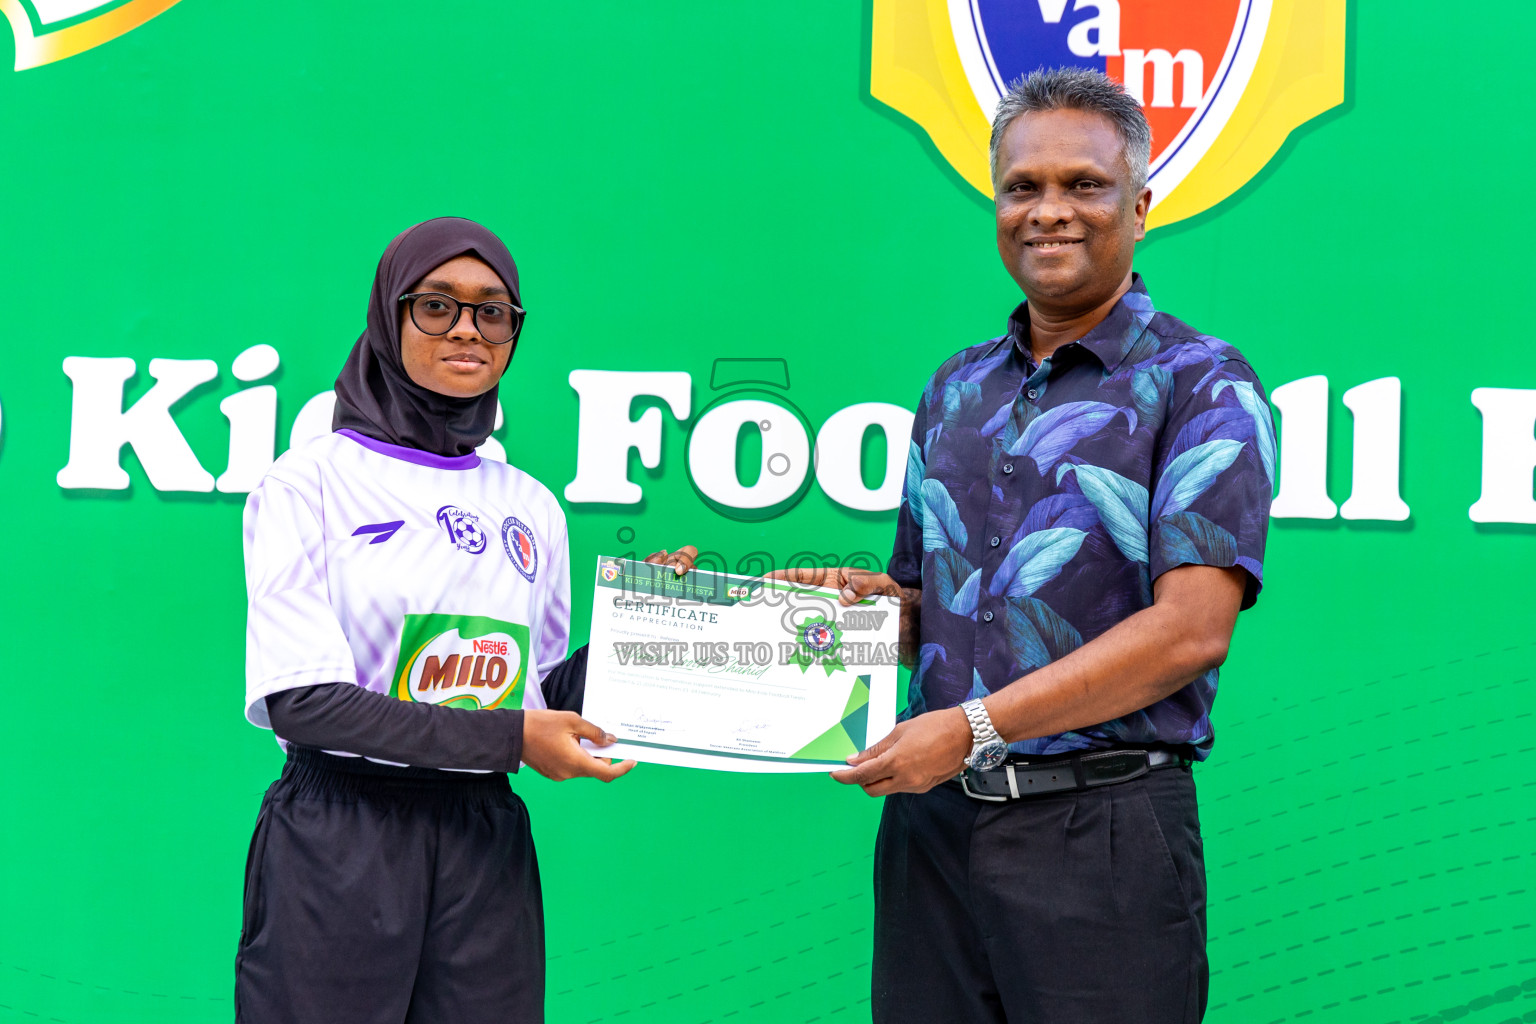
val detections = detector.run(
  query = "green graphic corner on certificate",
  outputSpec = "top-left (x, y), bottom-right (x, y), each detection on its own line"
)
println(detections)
top-left (582, 557), bottom-right (900, 773)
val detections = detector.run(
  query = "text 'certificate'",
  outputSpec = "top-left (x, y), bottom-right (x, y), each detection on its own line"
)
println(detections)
top-left (583, 558), bottom-right (900, 773)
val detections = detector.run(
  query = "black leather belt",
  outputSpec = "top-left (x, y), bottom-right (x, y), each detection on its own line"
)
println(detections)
top-left (959, 748), bottom-right (1183, 802)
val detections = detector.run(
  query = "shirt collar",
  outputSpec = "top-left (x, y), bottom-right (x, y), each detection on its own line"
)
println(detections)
top-left (1005, 273), bottom-right (1157, 375)
top-left (338, 428), bottom-right (482, 470)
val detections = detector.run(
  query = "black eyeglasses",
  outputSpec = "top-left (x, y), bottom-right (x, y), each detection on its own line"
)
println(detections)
top-left (398, 292), bottom-right (525, 345)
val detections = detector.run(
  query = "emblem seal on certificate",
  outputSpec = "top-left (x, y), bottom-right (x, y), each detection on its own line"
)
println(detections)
top-left (583, 558), bottom-right (900, 772)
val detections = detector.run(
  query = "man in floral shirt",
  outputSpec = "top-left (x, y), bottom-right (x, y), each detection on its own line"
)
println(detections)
top-left (777, 68), bottom-right (1274, 1023)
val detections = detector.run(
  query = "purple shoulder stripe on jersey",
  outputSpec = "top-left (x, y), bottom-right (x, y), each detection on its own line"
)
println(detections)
top-left (337, 429), bottom-right (482, 471)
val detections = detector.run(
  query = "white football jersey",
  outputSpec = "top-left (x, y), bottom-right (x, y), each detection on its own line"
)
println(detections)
top-left (242, 429), bottom-right (570, 753)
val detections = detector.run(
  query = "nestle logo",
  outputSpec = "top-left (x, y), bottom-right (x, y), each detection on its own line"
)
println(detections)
top-left (473, 639), bottom-right (509, 655)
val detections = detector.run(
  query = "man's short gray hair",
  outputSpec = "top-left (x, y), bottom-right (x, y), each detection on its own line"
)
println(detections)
top-left (989, 66), bottom-right (1152, 194)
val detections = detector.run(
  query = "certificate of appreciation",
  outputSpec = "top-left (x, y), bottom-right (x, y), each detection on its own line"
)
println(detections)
top-left (583, 557), bottom-right (901, 772)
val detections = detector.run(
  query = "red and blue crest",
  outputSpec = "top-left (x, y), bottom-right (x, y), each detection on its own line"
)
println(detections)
top-left (500, 517), bottom-right (539, 582)
top-left (803, 623), bottom-right (836, 653)
top-left (870, 0), bottom-right (1345, 228)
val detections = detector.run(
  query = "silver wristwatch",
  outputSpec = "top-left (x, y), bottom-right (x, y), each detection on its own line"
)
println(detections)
top-left (960, 698), bottom-right (1008, 771)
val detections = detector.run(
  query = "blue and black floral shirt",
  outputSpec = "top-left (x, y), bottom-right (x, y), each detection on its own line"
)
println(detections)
top-left (889, 276), bottom-right (1274, 759)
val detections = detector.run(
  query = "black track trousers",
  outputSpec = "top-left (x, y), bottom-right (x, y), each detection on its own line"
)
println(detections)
top-left (235, 748), bottom-right (545, 1024)
top-left (873, 766), bottom-right (1207, 1024)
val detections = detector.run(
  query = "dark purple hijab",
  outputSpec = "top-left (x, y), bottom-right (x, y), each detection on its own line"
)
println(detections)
top-left (332, 217), bottom-right (522, 457)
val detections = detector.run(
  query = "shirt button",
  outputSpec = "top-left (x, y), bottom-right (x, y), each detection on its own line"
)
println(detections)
top-left (1002, 463), bottom-right (1014, 475)
top-left (982, 611), bottom-right (995, 623)
top-left (990, 535), bottom-right (1001, 547)
top-left (1027, 389), bottom-right (1038, 401)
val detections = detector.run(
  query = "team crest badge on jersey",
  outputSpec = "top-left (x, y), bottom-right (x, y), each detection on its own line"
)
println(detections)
top-left (869, 0), bottom-right (1345, 229)
top-left (436, 505), bottom-right (487, 554)
top-left (393, 613), bottom-right (531, 710)
top-left (501, 517), bottom-right (539, 581)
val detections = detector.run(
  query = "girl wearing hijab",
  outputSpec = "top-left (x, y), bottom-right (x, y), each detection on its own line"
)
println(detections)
top-left (235, 217), bottom-right (694, 1023)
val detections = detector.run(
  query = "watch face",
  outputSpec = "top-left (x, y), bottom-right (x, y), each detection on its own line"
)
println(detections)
top-left (969, 739), bottom-right (1008, 772)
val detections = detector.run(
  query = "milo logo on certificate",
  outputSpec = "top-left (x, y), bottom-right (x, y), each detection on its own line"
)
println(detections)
top-left (392, 613), bottom-right (530, 710)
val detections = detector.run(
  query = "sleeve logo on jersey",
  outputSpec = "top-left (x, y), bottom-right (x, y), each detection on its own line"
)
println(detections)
top-left (436, 505), bottom-right (487, 554)
top-left (352, 519), bottom-right (406, 545)
top-left (392, 613), bottom-right (531, 710)
top-left (501, 517), bottom-right (539, 581)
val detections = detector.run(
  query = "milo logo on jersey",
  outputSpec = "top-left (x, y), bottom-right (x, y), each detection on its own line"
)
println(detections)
top-left (393, 613), bottom-right (530, 710)
top-left (870, 0), bottom-right (1345, 228)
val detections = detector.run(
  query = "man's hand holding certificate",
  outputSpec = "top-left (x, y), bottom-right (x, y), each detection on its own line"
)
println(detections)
top-left (583, 558), bottom-right (901, 772)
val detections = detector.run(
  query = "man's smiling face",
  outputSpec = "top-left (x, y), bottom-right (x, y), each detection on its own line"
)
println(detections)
top-left (993, 107), bottom-right (1150, 315)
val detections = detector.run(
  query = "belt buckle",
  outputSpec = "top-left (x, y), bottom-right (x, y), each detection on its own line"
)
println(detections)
top-left (959, 765), bottom-right (1016, 803)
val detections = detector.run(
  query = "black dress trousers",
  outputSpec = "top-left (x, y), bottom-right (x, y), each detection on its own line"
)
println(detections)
top-left (873, 766), bottom-right (1207, 1024)
top-left (235, 749), bottom-right (545, 1024)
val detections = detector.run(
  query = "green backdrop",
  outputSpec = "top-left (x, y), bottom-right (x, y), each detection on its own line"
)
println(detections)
top-left (2, 3), bottom-right (1533, 1022)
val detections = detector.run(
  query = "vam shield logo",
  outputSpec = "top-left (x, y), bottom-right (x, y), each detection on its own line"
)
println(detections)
top-left (870, 0), bottom-right (1345, 228)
